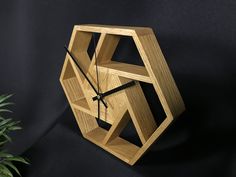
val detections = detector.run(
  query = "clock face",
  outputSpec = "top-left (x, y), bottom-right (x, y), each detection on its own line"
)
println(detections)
top-left (60, 25), bottom-right (185, 165)
top-left (84, 66), bottom-right (128, 123)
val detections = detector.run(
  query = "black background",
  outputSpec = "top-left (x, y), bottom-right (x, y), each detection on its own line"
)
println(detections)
top-left (1, 0), bottom-right (236, 177)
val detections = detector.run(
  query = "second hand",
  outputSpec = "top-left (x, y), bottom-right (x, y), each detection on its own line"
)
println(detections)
top-left (93, 33), bottom-right (101, 121)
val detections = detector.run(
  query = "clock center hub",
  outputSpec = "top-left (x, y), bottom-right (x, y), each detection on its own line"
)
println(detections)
top-left (96, 94), bottom-right (102, 100)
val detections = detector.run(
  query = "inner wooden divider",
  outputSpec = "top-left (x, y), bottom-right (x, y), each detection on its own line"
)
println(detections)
top-left (62, 60), bottom-right (90, 113)
top-left (85, 127), bottom-right (140, 163)
top-left (70, 31), bottom-right (92, 83)
top-left (74, 109), bottom-right (98, 135)
top-left (97, 61), bottom-right (152, 83)
top-left (63, 77), bottom-right (84, 102)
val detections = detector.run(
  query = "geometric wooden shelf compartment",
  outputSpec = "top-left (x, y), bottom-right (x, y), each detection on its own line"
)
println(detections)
top-left (60, 24), bottom-right (185, 165)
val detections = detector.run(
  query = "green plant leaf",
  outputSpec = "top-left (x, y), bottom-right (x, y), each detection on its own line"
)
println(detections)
top-left (2, 133), bottom-right (12, 142)
top-left (0, 94), bottom-right (29, 176)
top-left (0, 174), bottom-right (12, 177)
top-left (0, 103), bottom-right (14, 109)
top-left (0, 139), bottom-right (8, 146)
top-left (0, 119), bottom-right (12, 127)
top-left (0, 151), bottom-right (13, 158)
top-left (0, 95), bottom-right (13, 104)
top-left (0, 173), bottom-right (12, 177)
top-left (4, 120), bottom-right (20, 128)
top-left (0, 109), bottom-right (12, 113)
top-left (0, 127), bottom-right (7, 134)
top-left (8, 126), bottom-right (22, 131)
top-left (2, 161), bottom-right (21, 176)
top-left (0, 164), bottom-right (13, 177)
top-left (6, 157), bottom-right (29, 165)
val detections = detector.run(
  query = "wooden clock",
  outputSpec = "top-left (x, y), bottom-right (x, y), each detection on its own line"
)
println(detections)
top-left (60, 24), bottom-right (185, 165)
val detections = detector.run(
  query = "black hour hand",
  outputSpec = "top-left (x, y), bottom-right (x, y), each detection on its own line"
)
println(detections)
top-left (92, 80), bottom-right (136, 101)
top-left (64, 46), bottom-right (108, 108)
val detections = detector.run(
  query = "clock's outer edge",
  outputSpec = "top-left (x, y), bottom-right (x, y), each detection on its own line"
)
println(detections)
top-left (60, 24), bottom-right (186, 166)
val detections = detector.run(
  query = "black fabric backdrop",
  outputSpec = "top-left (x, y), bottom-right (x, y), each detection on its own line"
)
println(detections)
top-left (1, 0), bottom-right (236, 177)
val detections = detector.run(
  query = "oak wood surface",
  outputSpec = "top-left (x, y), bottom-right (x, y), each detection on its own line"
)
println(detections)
top-left (97, 61), bottom-right (151, 83)
top-left (60, 24), bottom-right (185, 165)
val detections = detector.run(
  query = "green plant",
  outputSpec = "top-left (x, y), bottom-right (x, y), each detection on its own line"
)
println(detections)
top-left (0, 94), bottom-right (29, 177)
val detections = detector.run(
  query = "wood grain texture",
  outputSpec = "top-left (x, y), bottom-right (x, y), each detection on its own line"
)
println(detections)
top-left (83, 33), bottom-right (128, 124)
top-left (97, 61), bottom-right (151, 83)
top-left (63, 78), bottom-right (84, 102)
top-left (103, 109), bottom-right (130, 144)
top-left (95, 34), bottom-right (120, 64)
top-left (72, 98), bottom-right (93, 116)
top-left (76, 24), bottom-right (152, 36)
top-left (119, 77), bottom-right (157, 144)
top-left (60, 24), bottom-right (185, 165)
top-left (133, 32), bottom-right (185, 118)
top-left (74, 109), bottom-right (98, 135)
top-left (85, 127), bottom-right (140, 163)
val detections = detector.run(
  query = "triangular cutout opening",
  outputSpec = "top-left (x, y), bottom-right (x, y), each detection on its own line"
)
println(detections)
top-left (140, 82), bottom-right (167, 126)
top-left (96, 35), bottom-right (151, 83)
top-left (87, 33), bottom-right (101, 60)
top-left (61, 59), bottom-right (90, 111)
top-left (112, 36), bottom-right (144, 66)
top-left (119, 118), bottom-right (143, 147)
top-left (97, 118), bottom-right (111, 131)
top-left (102, 110), bottom-right (142, 147)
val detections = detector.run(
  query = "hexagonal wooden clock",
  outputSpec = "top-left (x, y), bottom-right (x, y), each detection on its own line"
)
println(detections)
top-left (60, 24), bottom-right (185, 165)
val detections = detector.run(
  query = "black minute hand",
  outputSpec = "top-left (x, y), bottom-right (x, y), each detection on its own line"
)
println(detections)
top-left (92, 80), bottom-right (136, 101)
top-left (64, 46), bottom-right (108, 108)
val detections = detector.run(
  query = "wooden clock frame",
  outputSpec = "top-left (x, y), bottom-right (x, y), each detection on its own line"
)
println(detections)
top-left (60, 24), bottom-right (185, 165)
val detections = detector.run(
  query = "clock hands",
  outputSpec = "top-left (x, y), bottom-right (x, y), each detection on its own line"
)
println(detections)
top-left (64, 44), bottom-right (135, 121)
top-left (93, 33), bottom-right (101, 121)
top-left (64, 46), bottom-right (108, 109)
top-left (92, 80), bottom-right (136, 101)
